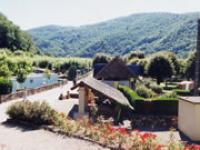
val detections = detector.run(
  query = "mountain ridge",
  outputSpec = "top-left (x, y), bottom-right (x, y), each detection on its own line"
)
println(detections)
top-left (28, 12), bottom-right (200, 57)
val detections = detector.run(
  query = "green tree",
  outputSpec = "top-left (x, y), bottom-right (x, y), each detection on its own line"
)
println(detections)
top-left (147, 55), bottom-right (173, 84)
top-left (15, 60), bottom-right (32, 89)
top-left (93, 53), bottom-right (111, 66)
top-left (185, 51), bottom-right (196, 80)
top-left (44, 69), bottom-right (51, 84)
top-left (0, 56), bottom-right (12, 78)
top-left (127, 50), bottom-right (145, 60)
top-left (0, 13), bottom-right (35, 52)
top-left (67, 66), bottom-right (77, 81)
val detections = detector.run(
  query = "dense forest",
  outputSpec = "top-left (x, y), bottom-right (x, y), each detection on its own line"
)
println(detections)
top-left (0, 13), bottom-right (35, 52)
top-left (29, 12), bottom-right (199, 57)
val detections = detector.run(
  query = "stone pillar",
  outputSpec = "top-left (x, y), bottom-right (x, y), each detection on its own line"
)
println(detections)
top-left (79, 86), bottom-right (86, 116)
top-left (194, 19), bottom-right (200, 95)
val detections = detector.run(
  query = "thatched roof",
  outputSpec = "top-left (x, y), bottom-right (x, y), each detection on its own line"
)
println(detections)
top-left (95, 57), bottom-right (136, 80)
top-left (72, 77), bottom-right (133, 110)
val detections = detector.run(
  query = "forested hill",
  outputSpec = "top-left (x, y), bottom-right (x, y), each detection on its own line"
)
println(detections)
top-left (29, 12), bottom-right (200, 57)
top-left (0, 13), bottom-right (35, 52)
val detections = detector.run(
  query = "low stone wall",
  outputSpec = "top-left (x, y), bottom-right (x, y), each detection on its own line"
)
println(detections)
top-left (0, 80), bottom-right (68, 103)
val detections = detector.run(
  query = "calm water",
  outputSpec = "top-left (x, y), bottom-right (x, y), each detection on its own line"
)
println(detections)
top-left (12, 73), bottom-right (59, 92)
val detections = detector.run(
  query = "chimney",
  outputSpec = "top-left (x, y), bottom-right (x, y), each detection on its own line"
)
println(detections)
top-left (194, 19), bottom-right (200, 95)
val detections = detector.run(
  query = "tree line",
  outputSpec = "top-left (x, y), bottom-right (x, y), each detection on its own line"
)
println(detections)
top-left (93, 50), bottom-right (197, 84)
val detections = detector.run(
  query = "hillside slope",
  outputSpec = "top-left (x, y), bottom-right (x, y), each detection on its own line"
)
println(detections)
top-left (0, 13), bottom-right (35, 52)
top-left (29, 12), bottom-right (199, 57)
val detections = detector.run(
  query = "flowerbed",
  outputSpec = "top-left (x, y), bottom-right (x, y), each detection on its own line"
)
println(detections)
top-left (7, 101), bottom-right (200, 150)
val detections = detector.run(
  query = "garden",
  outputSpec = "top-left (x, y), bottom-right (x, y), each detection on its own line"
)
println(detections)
top-left (6, 100), bottom-right (200, 150)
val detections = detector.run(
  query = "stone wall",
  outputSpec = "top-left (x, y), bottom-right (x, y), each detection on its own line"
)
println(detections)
top-left (0, 80), bottom-right (68, 103)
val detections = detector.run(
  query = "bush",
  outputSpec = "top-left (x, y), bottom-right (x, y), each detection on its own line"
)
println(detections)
top-left (149, 84), bottom-right (163, 94)
top-left (38, 60), bottom-right (52, 70)
top-left (0, 77), bottom-right (12, 95)
top-left (7, 101), bottom-right (64, 126)
top-left (67, 66), bottom-right (77, 81)
top-left (135, 86), bottom-right (156, 98)
top-left (153, 91), bottom-right (178, 101)
top-left (163, 84), bottom-right (178, 90)
top-left (174, 89), bottom-right (191, 96)
top-left (118, 85), bottom-right (143, 106)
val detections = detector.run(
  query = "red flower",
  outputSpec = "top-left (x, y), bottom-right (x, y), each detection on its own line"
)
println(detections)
top-left (140, 132), bottom-right (157, 143)
top-left (184, 144), bottom-right (200, 150)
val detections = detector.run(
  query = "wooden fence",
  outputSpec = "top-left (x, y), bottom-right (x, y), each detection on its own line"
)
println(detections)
top-left (0, 80), bottom-right (68, 104)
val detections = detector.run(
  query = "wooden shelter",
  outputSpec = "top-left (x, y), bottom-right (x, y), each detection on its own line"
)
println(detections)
top-left (71, 76), bottom-right (133, 118)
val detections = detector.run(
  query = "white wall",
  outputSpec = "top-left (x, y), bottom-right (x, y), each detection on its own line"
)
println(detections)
top-left (178, 100), bottom-right (200, 141)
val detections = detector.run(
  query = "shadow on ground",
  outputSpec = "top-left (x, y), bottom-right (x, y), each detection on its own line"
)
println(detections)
top-left (1, 120), bottom-right (40, 132)
top-left (68, 104), bottom-right (79, 118)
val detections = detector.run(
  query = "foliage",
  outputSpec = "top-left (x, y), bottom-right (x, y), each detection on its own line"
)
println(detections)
top-left (37, 60), bottom-right (53, 70)
top-left (0, 56), bottom-right (12, 78)
top-left (185, 51), bottom-right (196, 79)
top-left (15, 60), bottom-right (32, 84)
top-left (147, 55), bottom-right (173, 84)
top-left (118, 85), bottom-right (143, 106)
top-left (0, 13), bottom-right (35, 52)
top-left (7, 100), bottom-right (200, 149)
top-left (155, 91), bottom-right (178, 100)
top-left (157, 51), bottom-right (181, 75)
top-left (44, 69), bottom-right (51, 80)
top-left (29, 13), bottom-right (199, 57)
top-left (92, 53), bottom-right (111, 66)
top-left (174, 89), bottom-right (191, 96)
top-left (149, 84), bottom-right (163, 94)
top-left (0, 77), bottom-right (12, 95)
top-left (129, 58), bottom-right (148, 75)
top-left (67, 66), bottom-right (77, 81)
top-left (127, 50), bottom-right (145, 60)
top-left (7, 101), bottom-right (65, 126)
top-left (135, 86), bottom-right (156, 98)
top-left (163, 84), bottom-right (178, 90)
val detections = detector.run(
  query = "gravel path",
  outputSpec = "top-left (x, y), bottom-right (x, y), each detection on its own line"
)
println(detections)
top-left (0, 124), bottom-right (108, 150)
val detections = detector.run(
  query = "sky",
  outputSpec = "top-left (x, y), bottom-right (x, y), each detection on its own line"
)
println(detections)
top-left (0, 0), bottom-right (200, 29)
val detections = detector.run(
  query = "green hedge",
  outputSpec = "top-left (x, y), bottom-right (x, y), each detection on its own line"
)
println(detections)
top-left (118, 85), bottom-right (178, 115)
top-left (0, 77), bottom-right (12, 95)
top-left (134, 100), bottom-right (178, 115)
top-left (118, 85), bottom-right (144, 106)
top-left (173, 89), bottom-right (191, 96)
top-left (163, 85), bottom-right (178, 90)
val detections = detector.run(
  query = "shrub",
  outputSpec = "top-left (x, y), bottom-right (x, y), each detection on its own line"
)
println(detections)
top-left (7, 101), bottom-right (64, 126)
top-left (67, 66), bottom-right (77, 81)
top-left (174, 89), bottom-right (191, 96)
top-left (163, 84), bottom-right (178, 90)
top-left (38, 60), bottom-right (52, 70)
top-left (118, 85), bottom-right (143, 106)
top-left (93, 53), bottom-right (111, 66)
top-left (135, 86), bottom-right (156, 98)
top-left (0, 77), bottom-right (12, 95)
top-left (153, 91), bottom-right (178, 101)
top-left (149, 84), bottom-right (163, 94)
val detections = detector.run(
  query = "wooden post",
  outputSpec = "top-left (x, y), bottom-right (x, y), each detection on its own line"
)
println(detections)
top-left (78, 86), bottom-right (86, 116)
top-left (194, 19), bottom-right (200, 95)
